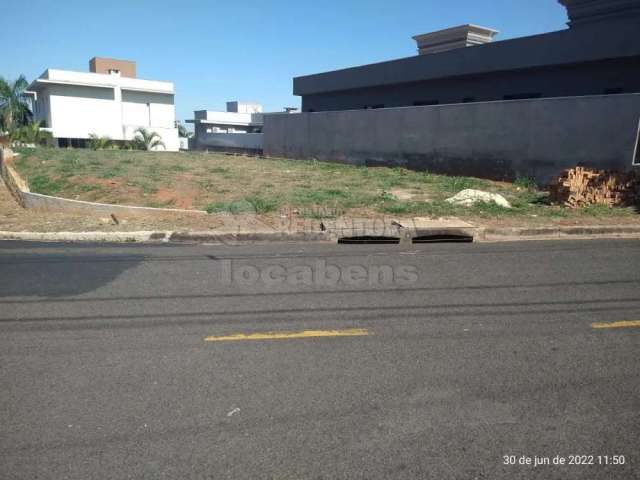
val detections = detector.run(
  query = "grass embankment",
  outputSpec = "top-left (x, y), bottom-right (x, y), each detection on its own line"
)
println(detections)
top-left (12, 147), bottom-right (637, 221)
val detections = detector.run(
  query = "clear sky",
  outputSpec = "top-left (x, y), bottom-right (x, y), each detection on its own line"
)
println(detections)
top-left (1, 0), bottom-right (569, 123)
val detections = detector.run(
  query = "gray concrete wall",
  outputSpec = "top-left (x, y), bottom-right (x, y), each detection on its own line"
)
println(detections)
top-left (193, 132), bottom-right (263, 152)
top-left (263, 94), bottom-right (640, 184)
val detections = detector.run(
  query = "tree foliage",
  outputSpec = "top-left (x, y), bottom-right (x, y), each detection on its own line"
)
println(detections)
top-left (88, 133), bottom-right (112, 150)
top-left (0, 75), bottom-right (32, 132)
top-left (10, 121), bottom-right (52, 146)
top-left (132, 127), bottom-right (165, 151)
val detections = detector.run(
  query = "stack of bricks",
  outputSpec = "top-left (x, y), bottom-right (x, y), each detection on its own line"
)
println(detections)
top-left (549, 167), bottom-right (640, 208)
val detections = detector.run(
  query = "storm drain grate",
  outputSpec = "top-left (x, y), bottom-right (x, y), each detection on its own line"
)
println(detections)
top-left (412, 234), bottom-right (473, 243)
top-left (337, 236), bottom-right (401, 245)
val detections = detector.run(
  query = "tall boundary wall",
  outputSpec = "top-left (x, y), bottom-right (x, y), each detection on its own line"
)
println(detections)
top-left (264, 94), bottom-right (640, 184)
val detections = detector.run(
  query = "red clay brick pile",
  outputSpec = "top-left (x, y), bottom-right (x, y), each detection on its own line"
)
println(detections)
top-left (549, 167), bottom-right (640, 208)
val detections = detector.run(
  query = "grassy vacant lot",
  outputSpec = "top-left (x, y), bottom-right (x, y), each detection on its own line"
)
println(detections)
top-left (12, 147), bottom-right (638, 222)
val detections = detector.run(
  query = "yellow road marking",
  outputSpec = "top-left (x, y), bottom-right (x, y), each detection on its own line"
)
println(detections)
top-left (591, 320), bottom-right (640, 330)
top-left (204, 328), bottom-right (369, 342)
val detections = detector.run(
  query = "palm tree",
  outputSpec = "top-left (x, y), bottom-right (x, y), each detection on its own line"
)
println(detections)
top-left (11, 121), bottom-right (52, 146)
top-left (88, 133), bottom-right (112, 150)
top-left (0, 75), bottom-right (32, 133)
top-left (133, 127), bottom-right (165, 151)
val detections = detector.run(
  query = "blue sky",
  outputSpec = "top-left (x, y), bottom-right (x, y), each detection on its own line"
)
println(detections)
top-left (1, 0), bottom-right (568, 123)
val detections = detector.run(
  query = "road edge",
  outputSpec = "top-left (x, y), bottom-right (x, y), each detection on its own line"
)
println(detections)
top-left (1, 225), bottom-right (640, 244)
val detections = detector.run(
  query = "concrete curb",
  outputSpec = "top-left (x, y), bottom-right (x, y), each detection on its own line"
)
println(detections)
top-left (0, 149), bottom-right (27, 208)
top-left (167, 230), bottom-right (332, 244)
top-left (1, 225), bottom-right (640, 244)
top-left (0, 231), bottom-right (167, 243)
top-left (477, 225), bottom-right (640, 242)
top-left (0, 230), bottom-right (333, 244)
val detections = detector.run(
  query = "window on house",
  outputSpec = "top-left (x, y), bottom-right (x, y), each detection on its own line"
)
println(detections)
top-left (504, 93), bottom-right (542, 100)
top-left (604, 88), bottom-right (624, 95)
top-left (413, 100), bottom-right (439, 106)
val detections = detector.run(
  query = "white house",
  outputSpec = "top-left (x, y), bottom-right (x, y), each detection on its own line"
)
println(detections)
top-left (27, 58), bottom-right (180, 151)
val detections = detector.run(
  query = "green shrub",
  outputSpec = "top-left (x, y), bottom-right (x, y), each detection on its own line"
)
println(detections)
top-left (88, 134), bottom-right (112, 150)
top-left (205, 196), bottom-right (279, 214)
top-left (245, 195), bottom-right (279, 213)
top-left (205, 199), bottom-right (258, 214)
top-left (205, 203), bottom-right (228, 214)
top-left (28, 174), bottom-right (67, 195)
top-left (439, 176), bottom-right (484, 193)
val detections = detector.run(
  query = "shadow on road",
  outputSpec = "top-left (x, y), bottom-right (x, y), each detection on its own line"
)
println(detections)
top-left (0, 253), bottom-right (145, 297)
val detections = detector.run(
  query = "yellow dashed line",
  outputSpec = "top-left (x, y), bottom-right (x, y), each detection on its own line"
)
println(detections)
top-left (591, 320), bottom-right (640, 330)
top-left (204, 328), bottom-right (370, 342)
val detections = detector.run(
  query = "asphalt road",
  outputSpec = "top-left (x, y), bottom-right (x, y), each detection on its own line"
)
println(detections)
top-left (0, 239), bottom-right (638, 479)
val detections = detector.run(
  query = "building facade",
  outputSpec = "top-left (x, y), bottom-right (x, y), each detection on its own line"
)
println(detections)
top-left (264, 0), bottom-right (640, 183)
top-left (28, 58), bottom-right (180, 151)
top-left (191, 102), bottom-right (264, 135)
top-left (188, 102), bottom-right (265, 152)
top-left (295, 1), bottom-right (640, 112)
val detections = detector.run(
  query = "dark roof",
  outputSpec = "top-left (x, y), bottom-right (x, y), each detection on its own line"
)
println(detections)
top-left (293, 18), bottom-right (640, 96)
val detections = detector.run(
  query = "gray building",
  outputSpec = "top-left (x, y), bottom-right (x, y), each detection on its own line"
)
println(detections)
top-left (263, 0), bottom-right (640, 184)
top-left (188, 102), bottom-right (264, 153)
top-left (295, 0), bottom-right (640, 113)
